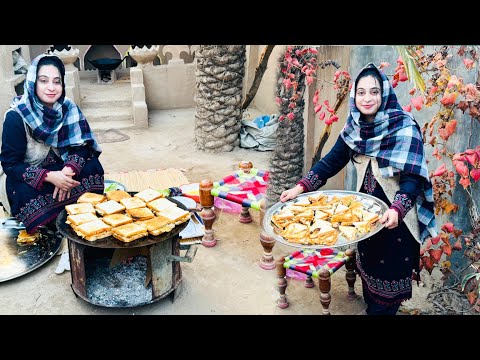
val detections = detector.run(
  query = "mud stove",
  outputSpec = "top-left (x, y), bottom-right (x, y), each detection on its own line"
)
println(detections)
top-left (56, 200), bottom-right (196, 308)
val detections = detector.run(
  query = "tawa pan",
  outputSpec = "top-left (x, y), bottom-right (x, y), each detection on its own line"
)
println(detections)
top-left (87, 58), bottom-right (125, 71)
top-left (0, 226), bottom-right (62, 282)
top-left (56, 196), bottom-right (188, 249)
top-left (263, 190), bottom-right (389, 250)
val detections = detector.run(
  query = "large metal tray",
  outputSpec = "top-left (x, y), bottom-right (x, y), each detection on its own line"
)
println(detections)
top-left (263, 190), bottom-right (389, 249)
top-left (0, 226), bottom-right (62, 282)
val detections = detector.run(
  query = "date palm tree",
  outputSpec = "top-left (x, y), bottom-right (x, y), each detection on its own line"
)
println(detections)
top-left (194, 45), bottom-right (246, 152)
top-left (266, 45), bottom-right (310, 207)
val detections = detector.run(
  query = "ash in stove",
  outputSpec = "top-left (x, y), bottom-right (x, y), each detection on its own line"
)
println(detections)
top-left (85, 256), bottom-right (152, 307)
top-left (99, 70), bottom-right (112, 82)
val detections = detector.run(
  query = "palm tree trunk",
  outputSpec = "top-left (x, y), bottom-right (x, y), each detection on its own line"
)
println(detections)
top-left (194, 45), bottom-right (246, 152)
top-left (266, 102), bottom-right (305, 208)
top-left (266, 46), bottom-right (310, 208)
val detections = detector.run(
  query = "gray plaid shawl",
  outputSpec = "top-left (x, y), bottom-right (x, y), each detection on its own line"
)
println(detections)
top-left (9, 53), bottom-right (101, 161)
top-left (340, 63), bottom-right (437, 244)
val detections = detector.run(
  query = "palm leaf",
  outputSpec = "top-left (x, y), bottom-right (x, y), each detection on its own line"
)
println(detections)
top-left (395, 46), bottom-right (426, 96)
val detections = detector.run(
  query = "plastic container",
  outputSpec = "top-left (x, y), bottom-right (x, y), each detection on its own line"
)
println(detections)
top-left (252, 115), bottom-right (271, 129)
top-left (286, 268), bottom-right (307, 281)
top-left (214, 197), bottom-right (242, 213)
top-left (104, 180), bottom-right (127, 192)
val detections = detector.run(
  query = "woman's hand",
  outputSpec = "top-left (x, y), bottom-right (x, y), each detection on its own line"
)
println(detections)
top-left (53, 187), bottom-right (71, 202)
top-left (61, 166), bottom-right (76, 177)
top-left (380, 209), bottom-right (399, 229)
top-left (45, 171), bottom-right (80, 191)
top-left (47, 168), bottom-right (79, 202)
top-left (280, 184), bottom-right (304, 203)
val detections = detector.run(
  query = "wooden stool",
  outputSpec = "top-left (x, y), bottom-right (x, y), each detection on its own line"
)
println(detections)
top-left (276, 247), bottom-right (357, 315)
top-left (199, 162), bottom-right (275, 270)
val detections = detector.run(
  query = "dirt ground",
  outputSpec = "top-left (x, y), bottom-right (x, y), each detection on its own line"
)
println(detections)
top-left (0, 108), bottom-right (438, 315)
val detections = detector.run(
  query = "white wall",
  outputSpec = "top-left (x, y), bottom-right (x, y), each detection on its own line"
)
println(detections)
top-left (251, 45), bottom-right (284, 115)
top-left (143, 62), bottom-right (196, 110)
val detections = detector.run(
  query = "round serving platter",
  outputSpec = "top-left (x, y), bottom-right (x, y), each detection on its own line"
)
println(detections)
top-left (263, 190), bottom-right (389, 249)
top-left (0, 226), bottom-right (62, 282)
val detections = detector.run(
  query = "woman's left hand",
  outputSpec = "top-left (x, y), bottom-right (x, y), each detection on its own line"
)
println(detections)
top-left (380, 209), bottom-right (399, 229)
top-left (53, 186), bottom-right (71, 202)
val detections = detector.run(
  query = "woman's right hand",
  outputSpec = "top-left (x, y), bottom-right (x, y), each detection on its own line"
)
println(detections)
top-left (45, 170), bottom-right (80, 191)
top-left (280, 184), bottom-right (304, 203)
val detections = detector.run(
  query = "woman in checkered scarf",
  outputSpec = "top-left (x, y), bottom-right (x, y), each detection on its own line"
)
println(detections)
top-left (0, 53), bottom-right (104, 234)
top-left (281, 63), bottom-right (437, 315)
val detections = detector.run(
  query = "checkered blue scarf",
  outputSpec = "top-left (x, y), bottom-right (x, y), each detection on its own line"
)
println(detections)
top-left (340, 63), bottom-right (437, 244)
top-left (9, 53), bottom-right (101, 161)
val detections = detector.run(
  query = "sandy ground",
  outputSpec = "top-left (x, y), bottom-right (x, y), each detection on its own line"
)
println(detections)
top-left (0, 108), bottom-right (437, 315)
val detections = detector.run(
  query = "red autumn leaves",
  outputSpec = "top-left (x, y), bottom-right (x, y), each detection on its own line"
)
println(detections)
top-left (314, 97), bottom-right (338, 125)
top-left (420, 222), bottom-right (463, 274)
top-left (277, 46), bottom-right (318, 123)
top-left (431, 146), bottom-right (480, 189)
top-left (313, 70), bottom-right (351, 126)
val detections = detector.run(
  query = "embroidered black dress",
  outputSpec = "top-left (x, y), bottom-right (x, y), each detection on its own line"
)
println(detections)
top-left (298, 135), bottom-right (422, 313)
top-left (0, 111), bottom-right (104, 233)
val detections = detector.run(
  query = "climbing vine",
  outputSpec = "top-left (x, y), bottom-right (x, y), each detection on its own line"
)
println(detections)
top-left (392, 45), bottom-right (480, 311)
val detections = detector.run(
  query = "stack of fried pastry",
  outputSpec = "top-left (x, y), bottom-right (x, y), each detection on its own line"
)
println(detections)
top-left (271, 193), bottom-right (381, 246)
top-left (65, 189), bottom-right (190, 243)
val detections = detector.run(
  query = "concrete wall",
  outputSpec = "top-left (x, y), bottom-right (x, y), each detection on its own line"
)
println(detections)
top-left (251, 45), bottom-right (283, 116)
top-left (243, 45), bottom-right (259, 103)
top-left (143, 61), bottom-right (196, 110)
top-left (29, 45), bottom-right (49, 60)
top-left (160, 45), bottom-right (195, 65)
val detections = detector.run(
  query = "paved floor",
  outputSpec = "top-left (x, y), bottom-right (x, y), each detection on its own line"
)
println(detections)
top-left (0, 108), bottom-right (435, 315)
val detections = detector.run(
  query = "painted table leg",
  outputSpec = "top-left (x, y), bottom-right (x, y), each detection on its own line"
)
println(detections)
top-left (237, 160), bottom-right (254, 224)
top-left (276, 256), bottom-right (289, 309)
top-left (199, 180), bottom-right (216, 247)
top-left (345, 248), bottom-right (358, 300)
top-left (239, 206), bottom-right (253, 223)
top-left (259, 231), bottom-right (276, 270)
top-left (304, 275), bottom-right (315, 288)
top-left (259, 201), bottom-right (276, 270)
top-left (318, 269), bottom-right (332, 315)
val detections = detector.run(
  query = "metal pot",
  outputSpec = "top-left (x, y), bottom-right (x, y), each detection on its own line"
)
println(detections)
top-left (87, 57), bottom-right (125, 71)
